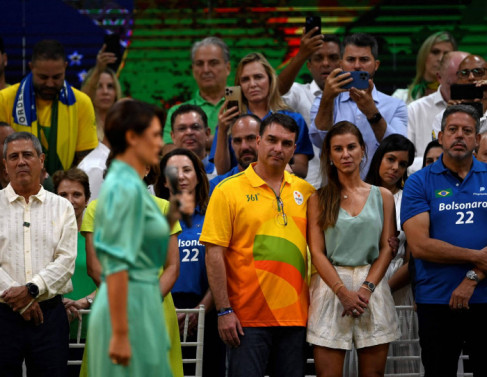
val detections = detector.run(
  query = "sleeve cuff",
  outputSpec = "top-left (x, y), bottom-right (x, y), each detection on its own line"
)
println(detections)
top-left (31, 276), bottom-right (47, 297)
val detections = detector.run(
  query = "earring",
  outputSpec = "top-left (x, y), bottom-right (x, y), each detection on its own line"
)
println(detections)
top-left (330, 160), bottom-right (334, 166)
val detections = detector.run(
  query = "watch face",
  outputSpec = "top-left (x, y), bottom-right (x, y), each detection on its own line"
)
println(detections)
top-left (467, 270), bottom-right (478, 281)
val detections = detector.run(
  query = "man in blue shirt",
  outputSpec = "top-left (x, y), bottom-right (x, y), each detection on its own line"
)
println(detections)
top-left (402, 104), bottom-right (487, 376)
top-left (209, 114), bottom-right (260, 195)
top-left (309, 33), bottom-right (407, 178)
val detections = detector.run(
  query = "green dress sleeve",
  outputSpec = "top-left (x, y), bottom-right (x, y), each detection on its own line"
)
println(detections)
top-left (94, 180), bottom-right (145, 276)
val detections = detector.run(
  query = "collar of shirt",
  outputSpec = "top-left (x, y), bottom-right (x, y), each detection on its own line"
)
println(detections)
top-left (339, 84), bottom-right (379, 104)
top-left (193, 90), bottom-right (225, 107)
top-left (430, 154), bottom-right (487, 176)
top-left (5, 183), bottom-right (45, 203)
top-left (245, 162), bottom-right (293, 189)
top-left (433, 86), bottom-right (447, 106)
top-left (310, 80), bottom-right (322, 97)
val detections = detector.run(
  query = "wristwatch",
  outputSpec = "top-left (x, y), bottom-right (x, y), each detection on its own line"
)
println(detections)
top-left (362, 281), bottom-right (376, 293)
top-left (86, 296), bottom-right (94, 308)
top-left (367, 112), bottom-right (382, 124)
top-left (466, 270), bottom-right (480, 283)
top-left (26, 282), bottom-right (39, 298)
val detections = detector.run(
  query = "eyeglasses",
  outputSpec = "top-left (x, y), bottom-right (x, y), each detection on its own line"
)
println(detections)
top-left (174, 123), bottom-right (204, 133)
top-left (275, 197), bottom-right (288, 226)
top-left (456, 68), bottom-right (487, 79)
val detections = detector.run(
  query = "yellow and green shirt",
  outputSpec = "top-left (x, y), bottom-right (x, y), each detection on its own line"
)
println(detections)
top-left (200, 163), bottom-right (315, 327)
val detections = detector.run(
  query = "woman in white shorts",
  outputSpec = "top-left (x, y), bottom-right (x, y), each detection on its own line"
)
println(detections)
top-left (307, 121), bottom-right (400, 376)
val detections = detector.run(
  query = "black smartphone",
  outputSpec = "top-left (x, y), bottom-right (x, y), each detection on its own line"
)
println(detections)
top-left (462, 102), bottom-right (483, 118)
top-left (103, 34), bottom-right (121, 71)
top-left (450, 84), bottom-right (484, 100)
top-left (305, 16), bottom-right (321, 37)
top-left (337, 71), bottom-right (370, 90)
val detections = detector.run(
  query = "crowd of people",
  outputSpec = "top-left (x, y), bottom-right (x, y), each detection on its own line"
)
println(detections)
top-left (0, 25), bottom-right (486, 377)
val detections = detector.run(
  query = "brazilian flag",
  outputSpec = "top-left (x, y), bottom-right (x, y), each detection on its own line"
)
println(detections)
top-left (435, 188), bottom-right (452, 198)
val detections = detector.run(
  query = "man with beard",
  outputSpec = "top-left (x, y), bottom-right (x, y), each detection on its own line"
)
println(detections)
top-left (209, 114), bottom-right (260, 194)
top-left (0, 37), bottom-right (8, 90)
top-left (278, 31), bottom-right (341, 188)
top-left (402, 104), bottom-right (487, 376)
top-left (0, 40), bottom-right (97, 175)
top-left (170, 104), bottom-right (215, 176)
top-left (309, 33), bottom-right (407, 178)
top-left (164, 36), bottom-right (231, 145)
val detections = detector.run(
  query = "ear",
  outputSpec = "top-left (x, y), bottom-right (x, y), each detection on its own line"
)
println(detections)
top-left (64, 61), bottom-right (68, 69)
top-left (374, 59), bottom-right (380, 72)
top-left (3, 53), bottom-right (7, 67)
top-left (225, 61), bottom-right (231, 76)
top-left (39, 153), bottom-right (46, 167)
top-left (205, 127), bottom-right (211, 138)
top-left (28, 61), bottom-right (32, 71)
top-left (438, 131), bottom-right (444, 146)
top-left (170, 130), bottom-right (175, 143)
top-left (475, 133), bottom-right (481, 149)
top-left (125, 129), bottom-right (138, 147)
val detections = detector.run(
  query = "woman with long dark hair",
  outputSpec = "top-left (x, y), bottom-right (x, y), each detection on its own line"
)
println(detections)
top-left (307, 121), bottom-right (399, 377)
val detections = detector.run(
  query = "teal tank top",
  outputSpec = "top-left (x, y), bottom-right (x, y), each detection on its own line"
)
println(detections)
top-left (325, 185), bottom-right (383, 266)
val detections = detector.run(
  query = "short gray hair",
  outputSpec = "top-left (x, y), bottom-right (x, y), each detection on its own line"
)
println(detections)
top-left (441, 104), bottom-right (481, 134)
top-left (3, 132), bottom-right (43, 159)
top-left (191, 36), bottom-right (230, 63)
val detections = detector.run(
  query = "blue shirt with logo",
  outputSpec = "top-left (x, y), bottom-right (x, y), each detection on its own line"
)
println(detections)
top-left (401, 156), bottom-right (487, 304)
top-left (172, 209), bottom-right (209, 297)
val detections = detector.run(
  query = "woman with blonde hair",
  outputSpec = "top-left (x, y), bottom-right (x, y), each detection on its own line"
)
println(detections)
top-left (393, 31), bottom-right (456, 103)
top-left (213, 52), bottom-right (314, 178)
top-left (82, 44), bottom-right (122, 142)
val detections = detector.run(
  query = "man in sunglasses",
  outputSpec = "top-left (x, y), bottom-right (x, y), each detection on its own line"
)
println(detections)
top-left (408, 51), bottom-right (469, 173)
top-left (432, 55), bottom-right (487, 138)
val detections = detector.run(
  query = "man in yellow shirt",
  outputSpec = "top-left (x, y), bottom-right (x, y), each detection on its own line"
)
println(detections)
top-left (0, 39), bottom-right (97, 174)
top-left (201, 113), bottom-right (315, 377)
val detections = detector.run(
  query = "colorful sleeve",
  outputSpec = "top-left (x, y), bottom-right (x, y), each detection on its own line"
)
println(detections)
top-left (80, 199), bottom-right (97, 234)
top-left (200, 184), bottom-right (233, 248)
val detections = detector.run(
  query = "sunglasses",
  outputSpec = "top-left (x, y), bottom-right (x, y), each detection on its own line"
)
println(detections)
top-left (456, 67), bottom-right (487, 79)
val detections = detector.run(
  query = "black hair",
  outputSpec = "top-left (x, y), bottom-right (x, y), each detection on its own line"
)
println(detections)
top-left (170, 104), bottom-right (208, 131)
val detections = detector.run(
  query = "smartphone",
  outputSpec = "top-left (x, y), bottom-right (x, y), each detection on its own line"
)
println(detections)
top-left (461, 102), bottom-right (483, 118)
top-left (103, 34), bottom-right (121, 71)
top-left (450, 84), bottom-right (484, 100)
top-left (305, 16), bottom-right (321, 37)
top-left (338, 71), bottom-right (370, 90)
top-left (225, 86), bottom-right (242, 115)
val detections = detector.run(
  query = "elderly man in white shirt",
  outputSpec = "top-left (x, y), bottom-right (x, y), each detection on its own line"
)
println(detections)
top-left (407, 51), bottom-right (468, 173)
top-left (0, 132), bottom-right (77, 376)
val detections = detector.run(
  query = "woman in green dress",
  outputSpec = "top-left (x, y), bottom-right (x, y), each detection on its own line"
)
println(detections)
top-left (88, 100), bottom-right (189, 376)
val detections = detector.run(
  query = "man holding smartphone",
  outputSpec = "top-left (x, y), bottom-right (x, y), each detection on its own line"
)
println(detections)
top-left (309, 33), bottom-right (407, 177)
top-left (432, 54), bottom-right (487, 138)
top-left (278, 28), bottom-right (341, 188)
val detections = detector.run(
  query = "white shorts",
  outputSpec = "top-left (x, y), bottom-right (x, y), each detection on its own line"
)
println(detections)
top-left (307, 265), bottom-right (400, 350)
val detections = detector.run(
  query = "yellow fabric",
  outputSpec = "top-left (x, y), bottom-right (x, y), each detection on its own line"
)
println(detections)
top-left (0, 83), bottom-right (98, 170)
top-left (201, 164), bottom-right (315, 327)
top-left (81, 196), bottom-right (182, 235)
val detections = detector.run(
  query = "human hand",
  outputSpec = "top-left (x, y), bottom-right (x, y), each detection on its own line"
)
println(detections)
top-left (177, 312), bottom-right (198, 337)
top-left (217, 312), bottom-right (244, 348)
top-left (218, 100), bottom-right (240, 134)
top-left (63, 298), bottom-right (82, 322)
top-left (336, 287), bottom-right (368, 317)
top-left (388, 232), bottom-right (400, 257)
top-left (473, 247), bottom-right (487, 272)
top-left (349, 79), bottom-right (377, 118)
top-left (449, 278), bottom-right (476, 310)
top-left (109, 333), bottom-right (131, 366)
top-left (321, 68), bottom-right (351, 102)
top-left (296, 27), bottom-right (324, 60)
top-left (2, 286), bottom-right (32, 312)
top-left (96, 44), bottom-right (117, 71)
top-left (21, 301), bottom-right (44, 325)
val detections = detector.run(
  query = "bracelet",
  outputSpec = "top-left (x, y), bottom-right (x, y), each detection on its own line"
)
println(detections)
top-left (331, 281), bottom-right (342, 290)
top-left (335, 284), bottom-right (345, 295)
top-left (217, 309), bottom-right (234, 317)
top-left (361, 285), bottom-right (373, 293)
